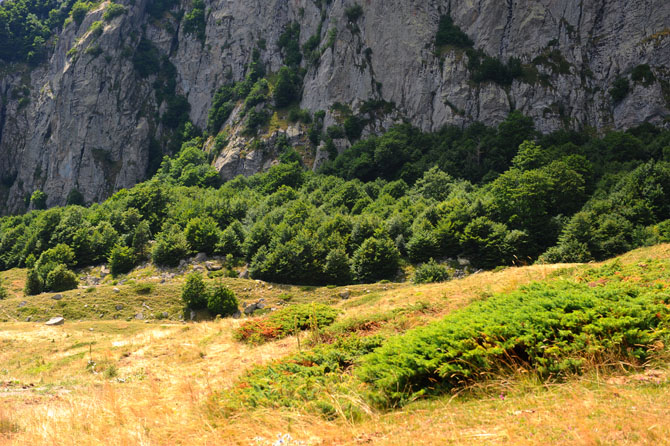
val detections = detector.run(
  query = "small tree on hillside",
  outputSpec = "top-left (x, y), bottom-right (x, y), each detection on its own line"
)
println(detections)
top-left (181, 272), bottom-right (208, 310)
top-left (207, 283), bottom-right (238, 317)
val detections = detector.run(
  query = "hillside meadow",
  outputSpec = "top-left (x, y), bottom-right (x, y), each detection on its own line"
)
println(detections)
top-left (1, 244), bottom-right (669, 445)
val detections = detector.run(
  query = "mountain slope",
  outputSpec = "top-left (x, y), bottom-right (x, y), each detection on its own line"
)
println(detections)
top-left (0, 0), bottom-right (668, 211)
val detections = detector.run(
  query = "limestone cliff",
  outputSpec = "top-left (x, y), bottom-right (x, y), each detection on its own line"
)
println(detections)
top-left (0, 0), bottom-right (668, 212)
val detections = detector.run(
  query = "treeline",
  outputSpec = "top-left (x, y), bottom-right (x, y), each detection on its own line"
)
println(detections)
top-left (1, 115), bottom-right (669, 292)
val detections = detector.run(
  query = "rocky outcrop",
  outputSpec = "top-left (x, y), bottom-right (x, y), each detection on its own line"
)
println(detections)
top-left (0, 0), bottom-right (668, 212)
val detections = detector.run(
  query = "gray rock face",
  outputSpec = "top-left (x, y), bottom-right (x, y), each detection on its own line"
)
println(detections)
top-left (0, 0), bottom-right (668, 211)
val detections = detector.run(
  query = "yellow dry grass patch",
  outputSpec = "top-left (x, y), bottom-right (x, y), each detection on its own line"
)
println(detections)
top-left (1, 244), bottom-right (670, 445)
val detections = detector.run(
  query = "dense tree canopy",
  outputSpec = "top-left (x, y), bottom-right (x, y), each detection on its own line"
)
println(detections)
top-left (1, 113), bottom-right (669, 288)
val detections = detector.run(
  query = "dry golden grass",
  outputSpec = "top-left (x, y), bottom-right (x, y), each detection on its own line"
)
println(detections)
top-left (1, 244), bottom-right (670, 445)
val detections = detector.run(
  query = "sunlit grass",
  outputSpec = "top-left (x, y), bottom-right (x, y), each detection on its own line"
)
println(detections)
top-left (0, 244), bottom-right (669, 445)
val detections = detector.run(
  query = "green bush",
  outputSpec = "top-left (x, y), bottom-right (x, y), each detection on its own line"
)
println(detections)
top-left (133, 282), bottom-right (154, 295)
top-left (36, 244), bottom-right (76, 269)
top-left (273, 66), bottom-right (300, 108)
top-left (243, 79), bottom-right (269, 111)
top-left (183, 0), bottom-right (206, 42)
top-left (103, 2), bottom-right (125, 21)
top-left (345, 4), bottom-right (363, 22)
top-left (207, 85), bottom-right (235, 134)
top-left (435, 14), bottom-right (472, 48)
top-left (71, 1), bottom-right (91, 26)
top-left (30, 189), bottom-right (47, 210)
top-left (24, 269), bottom-right (44, 295)
top-left (181, 272), bottom-right (208, 310)
top-left (216, 225), bottom-right (243, 258)
top-left (207, 283), bottom-right (238, 316)
top-left (234, 303), bottom-right (340, 344)
top-left (610, 77), bottom-right (630, 103)
top-left (631, 64), bottom-right (655, 86)
top-left (413, 259), bottom-right (449, 284)
top-left (323, 248), bottom-right (352, 285)
top-left (358, 260), bottom-right (670, 406)
top-left (162, 95), bottom-right (191, 129)
top-left (185, 217), bottom-right (220, 254)
top-left (108, 245), bottom-right (136, 276)
top-left (243, 109), bottom-right (269, 136)
top-left (406, 229), bottom-right (441, 263)
top-left (221, 335), bottom-right (383, 418)
top-left (151, 225), bottom-right (190, 266)
top-left (132, 38), bottom-right (161, 78)
top-left (278, 22), bottom-right (301, 67)
top-left (132, 221), bottom-right (152, 259)
top-left (0, 278), bottom-right (7, 299)
top-left (89, 20), bottom-right (103, 38)
top-left (45, 264), bottom-right (78, 292)
top-left (467, 50), bottom-right (522, 85)
top-left (352, 236), bottom-right (400, 283)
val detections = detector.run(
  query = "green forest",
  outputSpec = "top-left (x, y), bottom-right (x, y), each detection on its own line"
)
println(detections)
top-left (1, 0), bottom-right (669, 294)
top-left (1, 112), bottom-right (669, 294)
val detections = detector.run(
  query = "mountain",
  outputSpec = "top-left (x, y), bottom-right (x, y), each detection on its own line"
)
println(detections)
top-left (0, 0), bottom-right (668, 212)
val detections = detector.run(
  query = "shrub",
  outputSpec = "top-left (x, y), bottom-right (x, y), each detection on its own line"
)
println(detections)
top-left (162, 95), bottom-right (191, 129)
top-left (185, 217), bottom-right (220, 254)
top-left (133, 282), bottom-right (154, 295)
top-left (243, 109), bottom-right (269, 136)
top-left (273, 66), bottom-right (300, 108)
top-left (207, 283), bottom-right (238, 316)
top-left (216, 225), bottom-right (243, 257)
top-left (89, 20), bottom-right (103, 38)
top-left (132, 221), bottom-right (152, 259)
top-left (413, 259), bottom-right (449, 284)
top-left (36, 244), bottom-right (76, 269)
top-left (610, 77), bottom-right (630, 103)
top-left (631, 64), bottom-right (655, 86)
top-left (183, 0), bottom-right (206, 42)
top-left (323, 248), bottom-right (352, 285)
top-left (25, 269), bottom-right (43, 295)
top-left (207, 85), bottom-right (235, 133)
top-left (66, 188), bottom-right (85, 206)
top-left (0, 278), bottom-right (7, 299)
top-left (30, 189), bottom-right (47, 210)
top-left (132, 38), bottom-right (161, 78)
top-left (343, 115), bottom-right (364, 140)
top-left (352, 236), bottom-right (400, 283)
top-left (278, 22), bottom-right (301, 67)
top-left (221, 335), bottom-right (383, 417)
top-left (103, 2), bottom-right (125, 21)
top-left (435, 14), bottom-right (473, 48)
top-left (243, 79), bottom-right (269, 111)
top-left (358, 260), bottom-right (670, 406)
top-left (234, 303), bottom-right (340, 344)
top-left (108, 245), bottom-right (136, 276)
top-left (71, 1), bottom-right (91, 26)
top-left (344, 4), bottom-right (363, 22)
top-left (181, 272), bottom-right (208, 310)
top-left (406, 230), bottom-right (441, 263)
top-left (45, 264), bottom-right (78, 292)
top-left (152, 225), bottom-right (190, 266)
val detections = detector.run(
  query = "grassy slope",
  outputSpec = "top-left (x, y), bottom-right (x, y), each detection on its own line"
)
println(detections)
top-left (0, 246), bottom-right (669, 445)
